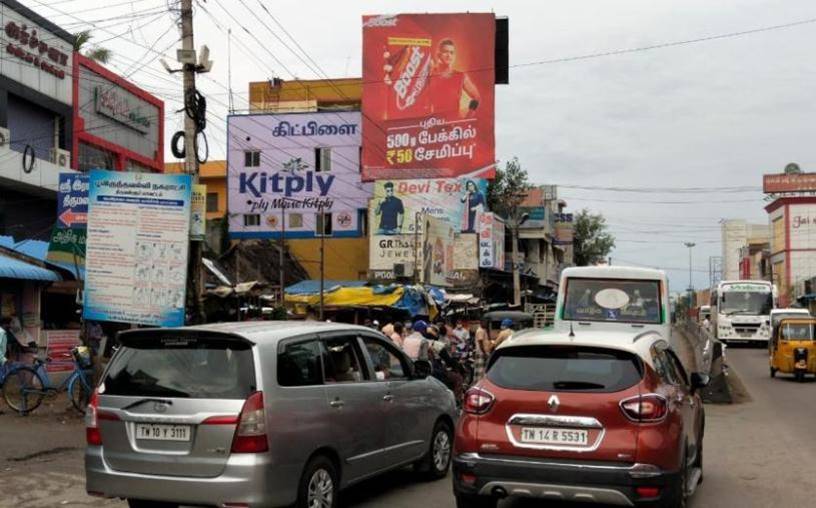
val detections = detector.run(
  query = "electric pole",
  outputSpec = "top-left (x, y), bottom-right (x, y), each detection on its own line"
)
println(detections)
top-left (319, 203), bottom-right (325, 320)
top-left (509, 193), bottom-right (530, 307)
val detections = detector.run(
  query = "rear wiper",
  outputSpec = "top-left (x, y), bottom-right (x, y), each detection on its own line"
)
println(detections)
top-left (552, 381), bottom-right (606, 390)
top-left (122, 398), bottom-right (175, 411)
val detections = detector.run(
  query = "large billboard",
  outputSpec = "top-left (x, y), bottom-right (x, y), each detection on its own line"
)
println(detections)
top-left (83, 170), bottom-right (191, 327)
top-left (370, 177), bottom-right (488, 234)
top-left (228, 112), bottom-right (371, 239)
top-left (361, 13), bottom-right (496, 181)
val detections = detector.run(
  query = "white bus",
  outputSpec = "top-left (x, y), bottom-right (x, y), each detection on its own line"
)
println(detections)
top-left (555, 266), bottom-right (673, 346)
top-left (711, 280), bottom-right (777, 344)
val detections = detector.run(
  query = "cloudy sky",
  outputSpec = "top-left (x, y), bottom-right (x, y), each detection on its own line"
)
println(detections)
top-left (32, 0), bottom-right (816, 290)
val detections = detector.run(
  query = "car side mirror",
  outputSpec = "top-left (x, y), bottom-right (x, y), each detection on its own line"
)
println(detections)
top-left (690, 372), bottom-right (710, 393)
top-left (413, 360), bottom-right (432, 379)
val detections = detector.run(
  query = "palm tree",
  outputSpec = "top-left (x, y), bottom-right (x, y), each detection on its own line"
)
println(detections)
top-left (73, 30), bottom-right (111, 64)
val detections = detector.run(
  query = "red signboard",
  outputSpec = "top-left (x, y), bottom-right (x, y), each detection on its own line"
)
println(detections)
top-left (763, 173), bottom-right (816, 193)
top-left (361, 13), bottom-right (496, 181)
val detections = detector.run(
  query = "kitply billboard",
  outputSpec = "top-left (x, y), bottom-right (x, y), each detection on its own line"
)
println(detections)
top-left (361, 13), bottom-right (496, 181)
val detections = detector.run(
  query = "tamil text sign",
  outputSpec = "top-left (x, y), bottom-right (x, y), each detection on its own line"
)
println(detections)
top-left (362, 13), bottom-right (496, 180)
top-left (763, 173), bottom-right (816, 193)
top-left (83, 170), bottom-right (191, 327)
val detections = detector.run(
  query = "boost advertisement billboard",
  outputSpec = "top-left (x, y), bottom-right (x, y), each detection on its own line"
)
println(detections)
top-left (362, 13), bottom-right (496, 181)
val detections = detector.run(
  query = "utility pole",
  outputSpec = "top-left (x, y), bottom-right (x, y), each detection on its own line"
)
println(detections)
top-left (413, 211), bottom-right (421, 285)
top-left (684, 242), bottom-right (696, 308)
top-left (509, 193), bottom-right (530, 307)
top-left (319, 203), bottom-right (325, 320)
top-left (280, 200), bottom-right (285, 304)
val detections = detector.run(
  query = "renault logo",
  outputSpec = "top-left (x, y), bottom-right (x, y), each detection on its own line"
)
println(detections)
top-left (153, 402), bottom-right (169, 413)
top-left (548, 395), bottom-right (560, 411)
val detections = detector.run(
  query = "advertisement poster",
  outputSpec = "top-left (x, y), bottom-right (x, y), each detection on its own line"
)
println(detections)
top-left (368, 232), bottom-right (423, 281)
top-left (478, 212), bottom-right (505, 270)
top-left (45, 330), bottom-right (81, 373)
top-left (422, 215), bottom-right (455, 286)
top-left (450, 233), bottom-right (479, 286)
top-left (228, 112), bottom-right (370, 239)
top-left (48, 173), bottom-right (89, 270)
top-left (362, 13), bottom-right (496, 180)
top-left (83, 170), bottom-right (192, 327)
top-left (370, 177), bottom-right (487, 234)
top-left (191, 184), bottom-right (206, 241)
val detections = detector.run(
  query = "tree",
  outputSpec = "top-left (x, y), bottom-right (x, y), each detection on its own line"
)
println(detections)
top-left (73, 30), bottom-right (112, 64)
top-left (487, 157), bottom-right (533, 219)
top-left (573, 209), bottom-right (615, 266)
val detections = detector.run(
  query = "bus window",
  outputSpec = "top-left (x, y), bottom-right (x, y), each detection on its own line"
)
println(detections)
top-left (563, 278), bottom-right (662, 324)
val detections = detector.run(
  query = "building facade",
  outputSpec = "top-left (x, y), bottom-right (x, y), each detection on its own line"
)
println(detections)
top-left (766, 197), bottom-right (816, 306)
top-left (721, 219), bottom-right (769, 281)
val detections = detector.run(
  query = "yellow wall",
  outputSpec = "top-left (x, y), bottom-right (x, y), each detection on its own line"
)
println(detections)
top-left (165, 161), bottom-right (227, 220)
top-left (772, 216), bottom-right (785, 254)
top-left (287, 237), bottom-right (369, 281)
top-left (249, 78), bottom-right (362, 112)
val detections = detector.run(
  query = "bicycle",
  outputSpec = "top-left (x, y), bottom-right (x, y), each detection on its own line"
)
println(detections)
top-left (1, 346), bottom-right (94, 416)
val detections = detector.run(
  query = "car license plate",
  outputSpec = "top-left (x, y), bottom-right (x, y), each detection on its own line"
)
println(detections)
top-left (135, 424), bottom-right (191, 442)
top-left (520, 427), bottom-right (588, 446)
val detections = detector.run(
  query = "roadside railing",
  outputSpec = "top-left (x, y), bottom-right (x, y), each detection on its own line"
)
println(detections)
top-left (683, 320), bottom-right (731, 403)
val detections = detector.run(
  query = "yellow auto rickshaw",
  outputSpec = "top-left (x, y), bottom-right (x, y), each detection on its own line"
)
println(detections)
top-left (770, 317), bottom-right (816, 382)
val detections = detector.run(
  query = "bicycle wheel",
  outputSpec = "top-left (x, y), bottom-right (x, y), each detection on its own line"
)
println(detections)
top-left (69, 376), bottom-right (91, 414)
top-left (3, 366), bottom-right (45, 415)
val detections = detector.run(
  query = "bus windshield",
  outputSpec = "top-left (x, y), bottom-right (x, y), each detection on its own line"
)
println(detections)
top-left (563, 278), bottom-right (662, 324)
top-left (720, 286), bottom-right (772, 316)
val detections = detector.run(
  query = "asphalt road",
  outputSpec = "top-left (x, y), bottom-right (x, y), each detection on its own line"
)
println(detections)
top-left (3, 341), bottom-right (816, 508)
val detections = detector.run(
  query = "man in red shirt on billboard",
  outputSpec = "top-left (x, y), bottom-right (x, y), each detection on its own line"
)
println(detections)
top-left (428, 39), bottom-right (481, 119)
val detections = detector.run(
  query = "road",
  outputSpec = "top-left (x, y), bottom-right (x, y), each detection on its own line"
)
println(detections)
top-left (2, 341), bottom-right (816, 508)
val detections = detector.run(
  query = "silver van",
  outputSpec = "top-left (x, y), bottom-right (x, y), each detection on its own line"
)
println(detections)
top-left (85, 321), bottom-right (457, 508)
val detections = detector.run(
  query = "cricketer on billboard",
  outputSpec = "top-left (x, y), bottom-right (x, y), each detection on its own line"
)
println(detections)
top-left (361, 13), bottom-right (496, 181)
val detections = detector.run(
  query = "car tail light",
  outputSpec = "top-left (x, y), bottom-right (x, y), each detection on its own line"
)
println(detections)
top-left (463, 387), bottom-right (495, 415)
top-left (619, 394), bottom-right (668, 423)
top-left (85, 389), bottom-right (119, 446)
top-left (230, 391), bottom-right (268, 453)
top-left (635, 486), bottom-right (661, 498)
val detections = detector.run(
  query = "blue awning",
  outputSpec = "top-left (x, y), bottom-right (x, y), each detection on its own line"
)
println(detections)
top-left (286, 280), bottom-right (368, 295)
top-left (0, 252), bottom-right (62, 282)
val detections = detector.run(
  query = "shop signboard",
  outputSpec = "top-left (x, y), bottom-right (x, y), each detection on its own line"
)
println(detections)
top-left (368, 231), bottom-right (424, 281)
top-left (48, 173), bottom-right (89, 269)
top-left (45, 330), bottom-right (80, 373)
top-left (361, 13), bottom-right (496, 180)
top-left (554, 222), bottom-right (574, 245)
top-left (83, 170), bottom-right (191, 327)
top-left (422, 215), bottom-right (455, 287)
top-left (478, 212), bottom-right (505, 270)
top-left (190, 184), bottom-right (206, 241)
top-left (763, 173), bottom-right (816, 194)
top-left (450, 233), bottom-right (479, 286)
top-left (227, 112), bottom-right (370, 239)
top-left (0, 7), bottom-right (73, 104)
top-left (370, 177), bottom-right (487, 234)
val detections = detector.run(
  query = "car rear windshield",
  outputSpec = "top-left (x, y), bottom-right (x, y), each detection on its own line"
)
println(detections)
top-left (103, 334), bottom-right (256, 399)
top-left (487, 346), bottom-right (643, 393)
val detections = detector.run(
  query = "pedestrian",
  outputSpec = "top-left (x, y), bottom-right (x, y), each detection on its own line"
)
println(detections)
top-left (473, 319), bottom-right (490, 381)
top-left (391, 322), bottom-right (405, 347)
top-left (381, 323), bottom-right (395, 342)
top-left (403, 320), bottom-right (430, 361)
top-left (494, 318), bottom-right (514, 348)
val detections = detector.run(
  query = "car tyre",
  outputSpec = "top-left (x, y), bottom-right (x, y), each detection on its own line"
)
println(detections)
top-left (770, 367), bottom-right (776, 378)
top-left (661, 447), bottom-right (688, 508)
top-left (455, 493), bottom-right (497, 508)
top-left (296, 455), bottom-right (339, 508)
top-left (796, 370), bottom-right (805, 383)
top-left (126, 500), bottom-right (178, 508)
top-left (414, 420), bottom-right (452, 479)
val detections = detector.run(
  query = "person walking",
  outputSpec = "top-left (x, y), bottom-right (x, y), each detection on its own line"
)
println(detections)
top-left (391, 322), bottom-right (405, 347)
top-left (472, 319), bottom-right (491, 382)
top-left (403, 320), bottom-right (430, 361)
top-left (494, 318), bottom-right (514, 349)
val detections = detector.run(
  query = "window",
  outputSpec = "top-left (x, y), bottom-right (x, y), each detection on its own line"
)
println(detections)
top-left (316, 213), bottom-right (332, 235)
top-left (362, 337), bottom-right (408, 381)
top-left (666, 351), bottom-right (689, 386)
top-left (487, 346), bottom-right (643, 393)
top-left (314, 147), bottom-right (331, 172)
top-left (102, 335), bottom-right (256, 399)
top-left (322, 336), bottom-right (365, 383)
top-left (652, 348), bottom-right (682, 386)
top-left (289, 213), bottom-right (303, 228)
top-left (244, 150), bottom-right (261, 167)
top-left (243, 214), bottom-right (260, 226)
top-left (359, 209), bottom-right (368, 235)
top-left (563, 278), bottom-right (662, 324)
top-left (278, 340), bottom-right (322, 387)
top-left (206, 193), bottom-right (219, 213)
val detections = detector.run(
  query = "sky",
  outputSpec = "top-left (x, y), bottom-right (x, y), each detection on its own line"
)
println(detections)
top-left (29, 0), bottom-right (816, 292)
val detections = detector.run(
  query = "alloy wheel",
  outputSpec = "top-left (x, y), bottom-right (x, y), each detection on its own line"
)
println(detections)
top-left (432, 429), bottom-right (451, 472)
top-left (307, 468), bottom-right (334, 508)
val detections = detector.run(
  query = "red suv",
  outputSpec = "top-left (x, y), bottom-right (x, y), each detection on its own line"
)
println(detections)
top-left (453, 331), bottom-right (707, 508)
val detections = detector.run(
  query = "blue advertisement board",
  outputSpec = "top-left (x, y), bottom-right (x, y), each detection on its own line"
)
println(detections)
top-left (83, 170), bottom-right (192, 327)
top-left (57, 173), bottom-right (89, 227)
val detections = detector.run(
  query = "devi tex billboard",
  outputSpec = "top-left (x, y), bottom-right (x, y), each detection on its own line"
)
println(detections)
top-left (362, 13), bottom-right (496, 180)
top-left (228, 112), bottom-right (371, 239)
